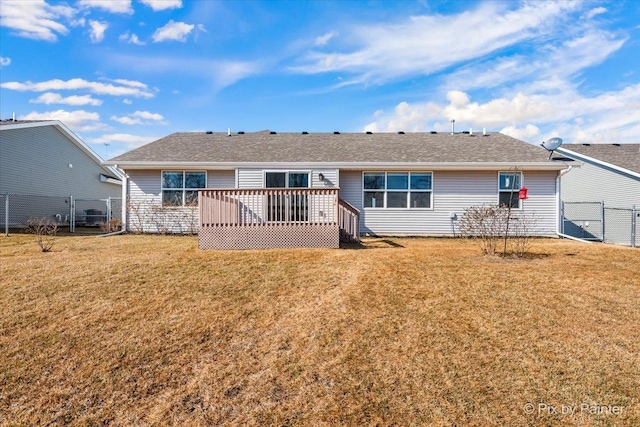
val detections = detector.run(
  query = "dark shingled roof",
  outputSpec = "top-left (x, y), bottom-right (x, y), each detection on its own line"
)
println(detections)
top-left (0, 119), bottom-right (50, 126)
top-left (109, 131), bottom-right (561, 165)
top-left (558, 144), bottom-right (640, 174)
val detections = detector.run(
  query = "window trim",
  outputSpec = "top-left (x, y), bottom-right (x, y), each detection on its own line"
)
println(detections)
top-left (263, 170), bottom-right (311, 188)
top-left (160, 170), bottom-right (207, 207)
top-left (362, 171), bottom-right (433, 210)
top-left (497, 171), bottom-right (524, 210)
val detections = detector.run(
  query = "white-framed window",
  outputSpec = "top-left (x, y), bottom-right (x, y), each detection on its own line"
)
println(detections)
top-left (363, 172), bottom-right (432, 209)
top-left (161, 171), bottom-right (207, 206)
top-left (264, 171), bottom-right (310, 189)
top-left (498, 171), bottom-right (523, 209)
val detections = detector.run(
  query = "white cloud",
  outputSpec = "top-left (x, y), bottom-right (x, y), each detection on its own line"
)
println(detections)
top-left (585, 7), bottom-right (607, 19)
top-left (88, 133), bottom-right (158, 149)
top-left (106, 53), bottom-right (262, 90)
top-left (110, 110), bottom-right (165, 125)
top-left (139, 0), bottom-right (182, 11)
top-left (89, 20), bottom-right (108, 43)
top-left (314, 31), bottom-right (337, 46)
top-left (152, 20), bottom-right (194, 42)
top-left (20, 109), bottom-right (107, 132)
top-left (0, 0), bottom-right (75, 42)
top-left (29, 92), bottom-right (103, 106)
top-left (364, 84), bottom-right (640, 144)
top-left (291, 2), bottom-right (579, 85)
top-left (112, 79), bottom-right (149, 89)
top-left (1, 78), bottom-right (154, 98)
top-left (78, 0), bottom-right (133, 14)
top-left (123, 99), bottom-right (133, 105)
top-left (119, 32), bottom-right (145, 45)
top-left (0, 56), bottom-right (10, 66)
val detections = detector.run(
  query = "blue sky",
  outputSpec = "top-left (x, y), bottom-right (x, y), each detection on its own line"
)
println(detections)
top-left (1, 0), bottom-right (639, 160)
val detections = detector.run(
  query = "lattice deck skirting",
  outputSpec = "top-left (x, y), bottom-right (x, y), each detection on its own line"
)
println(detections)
top-left (199, 224), bottom-right (340, 250)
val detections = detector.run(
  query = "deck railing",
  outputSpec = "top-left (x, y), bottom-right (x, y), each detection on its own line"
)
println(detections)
top-left (338, 199), bottom-right (360, 243)
top-left (199, 188), bottom-right (340, 227)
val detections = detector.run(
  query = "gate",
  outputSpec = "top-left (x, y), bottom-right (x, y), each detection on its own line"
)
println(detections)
top-left (71, 197), bottom-right (122, 233)
top-left (562, 201), bottom-right (637, 247)
top-left (561, 201), bottom-right (603, 241)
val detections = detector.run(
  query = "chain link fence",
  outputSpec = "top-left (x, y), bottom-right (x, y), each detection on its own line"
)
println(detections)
top-left (2, 193), bottom-right (122, 235)
top-left (562, 201), bottom-right (637, 247)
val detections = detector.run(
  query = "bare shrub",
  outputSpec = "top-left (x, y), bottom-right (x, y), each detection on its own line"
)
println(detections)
top-left (126, 197), bottom-right (145, 234)
top-left (99, 218), bottom-right (122, 233)
top-left (26, 217), bottom-right (58, 252)
top-left (458, 204), bottom-right (509, 255)
top-left (460, 204), bottom-right (539, 257)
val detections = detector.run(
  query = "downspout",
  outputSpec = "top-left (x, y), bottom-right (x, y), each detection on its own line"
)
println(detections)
top-left (556, 166), bottom-right (573, 236)
top-left (120, 167), bottom-right (128, 232)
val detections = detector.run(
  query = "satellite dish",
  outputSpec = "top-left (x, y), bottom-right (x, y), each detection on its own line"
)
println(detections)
top-left (541, 137), bottom-right (563, 159)
top-left (541, 137), bottom-right (563, 151)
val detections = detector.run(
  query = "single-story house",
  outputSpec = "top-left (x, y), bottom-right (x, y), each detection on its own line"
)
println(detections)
top-left (0, 119), bottom-right (123, 229)
top-left (105, 130), bottom-right (570, 249)
top-left (555, 143), bottom-right (639, 245)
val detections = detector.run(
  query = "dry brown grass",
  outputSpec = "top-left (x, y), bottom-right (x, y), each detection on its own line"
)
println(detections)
top-left (1, 234), bottom-right (638, 426)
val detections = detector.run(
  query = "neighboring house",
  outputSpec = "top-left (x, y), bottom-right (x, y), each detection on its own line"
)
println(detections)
top-left (555, 143), bottom-right (639, 245)
top-left (0, 120), bottom-right (122, 228)
top-left (106, 130), bottom-right (569, 249)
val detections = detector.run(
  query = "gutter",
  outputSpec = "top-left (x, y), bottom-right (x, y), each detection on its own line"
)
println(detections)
top-left (106, 161), bottom-right (571, 171)
top-left (556, 165), bottom-right (575, 235)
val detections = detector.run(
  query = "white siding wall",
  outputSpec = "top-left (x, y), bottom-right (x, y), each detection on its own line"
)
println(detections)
top-left (126, 169), bottom-right (234, 233)
top-left (561, 161), bottom-right (640, 208)
top-left (340, 170), bottom-right (558, 236)
top-left (0, 125), bottom-right (120, 199)
top-left (236, 168), bottom-right (339, 188)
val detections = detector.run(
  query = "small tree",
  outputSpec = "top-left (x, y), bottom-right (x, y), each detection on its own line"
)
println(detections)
top-left (508, 211), bottom-right (538, 257)
top-left (26, 217), bottom-right (59, 252)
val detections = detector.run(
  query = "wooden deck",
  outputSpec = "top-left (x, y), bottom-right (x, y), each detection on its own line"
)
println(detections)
top-left (198, 188), bottom-right (359, 249)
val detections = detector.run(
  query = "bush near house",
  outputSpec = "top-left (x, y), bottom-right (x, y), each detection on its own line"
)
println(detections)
top-left (1, 235), bottom-right (638, 426)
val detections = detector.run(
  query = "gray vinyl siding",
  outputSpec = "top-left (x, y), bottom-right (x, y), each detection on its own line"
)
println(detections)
top-left (126, 169), bottom-right (234, 233)
top-left (339, 170), bottom-right (558, 236)
top-left (0, 125), bottom-right (120, 199)
top-left (560, 161), bottom-right (640, 208)
top-left (207, 170), bottom-right (235, 188)
top-left (237, 168), bottom-right (339, 188)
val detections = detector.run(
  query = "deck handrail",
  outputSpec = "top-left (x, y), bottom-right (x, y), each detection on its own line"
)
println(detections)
top-left (338, 198), bottom-right (360, 243)
top-left (199, 188), bottom-right (339, 227)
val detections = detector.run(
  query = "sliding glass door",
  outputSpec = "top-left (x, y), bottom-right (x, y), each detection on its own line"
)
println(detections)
top-left (265, 172), bottom-right (310, 222)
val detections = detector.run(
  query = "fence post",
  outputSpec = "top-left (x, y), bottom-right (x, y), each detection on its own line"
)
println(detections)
top-left (601, 201), bottom-right (605, 242)
top-left (4, 194), bottom-right (9, 236)
top-left (70, 195), bottom-right (75, 233)
top-left (632, 205), bottom-right (637, 248)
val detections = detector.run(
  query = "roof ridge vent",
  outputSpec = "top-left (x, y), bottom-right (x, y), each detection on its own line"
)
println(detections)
top-left (238, 131), bottom-right (245, 134)
top-left (430, 131), bottom-right (437, 134)
top-left (582, 143), bottom-right (590, 146)
top-left (612, 143), bottom-right (620, 146)
top-left (205, 131), bottom-right (213, 134)
top-left (270, 131), bottom-right (277, 135)
top-left (366, 131), bottom-right (373, 134)
top-left (302, 131), bottom-right (309, 134)
top-left (398, 131), bottom-right (405, 134)
top-left (333, 131), bottom-right (340, 134)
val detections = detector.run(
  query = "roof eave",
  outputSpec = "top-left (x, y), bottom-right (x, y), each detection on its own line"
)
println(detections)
top-left (105, 161), bottom-right (570, 171)
top-left (556, 147), bottom-right (640, 179)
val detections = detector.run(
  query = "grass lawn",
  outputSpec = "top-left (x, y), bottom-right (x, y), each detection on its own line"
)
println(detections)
top-left (1, 234), bottom-right (638, 426)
